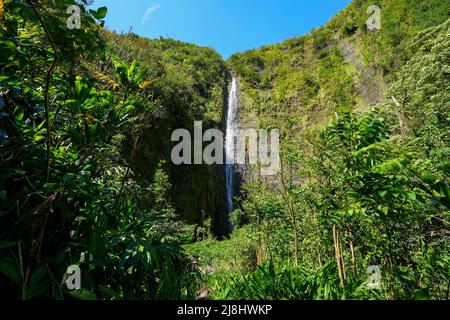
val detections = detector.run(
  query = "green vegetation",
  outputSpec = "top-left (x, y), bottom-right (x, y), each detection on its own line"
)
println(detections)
top-left (0, 0), bottom-right (449, 300)
top-left (189, 0), bottom-right (449, 300)
top-left (101, 31), bottom-right (230, 236)
top-left (0, 0), bottom-right (227, 299)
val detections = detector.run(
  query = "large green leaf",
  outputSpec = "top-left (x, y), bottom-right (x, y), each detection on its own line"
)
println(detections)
top-left (0, 258), bottom-right (20, 284)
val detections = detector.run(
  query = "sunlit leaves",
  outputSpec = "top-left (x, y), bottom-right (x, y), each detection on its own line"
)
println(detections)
top-left (89, 6), bottom-right (107, 21)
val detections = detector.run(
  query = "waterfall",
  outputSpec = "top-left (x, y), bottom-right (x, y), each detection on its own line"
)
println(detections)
top-left (225, 77), bottom-right (238, 214)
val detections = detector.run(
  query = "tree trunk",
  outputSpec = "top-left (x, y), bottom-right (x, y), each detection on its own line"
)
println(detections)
top-left (392, 96), bottom-right (408, 141)
top-left (338, 228), bottom-right (347, 281)
top-left (349, 231), bottom-right (356, 273)
top-left (333, 224), bottom-right (345, 288)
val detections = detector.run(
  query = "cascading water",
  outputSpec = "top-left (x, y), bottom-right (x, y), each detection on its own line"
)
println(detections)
top-left (225, 77), bottom-right (238, 214)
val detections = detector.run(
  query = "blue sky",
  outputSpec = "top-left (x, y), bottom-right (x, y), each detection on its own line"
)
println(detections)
top-left (92, 0), bottom-right (352, 59)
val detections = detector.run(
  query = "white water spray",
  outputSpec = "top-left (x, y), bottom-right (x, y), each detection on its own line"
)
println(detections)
top-left (225, 77), bottom-right (238, 213)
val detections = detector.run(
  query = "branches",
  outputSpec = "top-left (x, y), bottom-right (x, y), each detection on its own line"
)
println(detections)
top-left (278, 169), bottom-right (300, 266)
top-left (26, 0), bottom-right (59, 182)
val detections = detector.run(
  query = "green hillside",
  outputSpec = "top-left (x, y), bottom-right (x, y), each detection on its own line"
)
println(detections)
top-left (0, 0), bottom-right (448, 300)
top-left (0, 0), bottom-right (229, 299)
top-left (229, 0), bottom-right (449, 133)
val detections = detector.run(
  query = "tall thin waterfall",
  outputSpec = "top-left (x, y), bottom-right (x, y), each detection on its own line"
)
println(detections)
top-left (225, 77), bottom-right (238, 214)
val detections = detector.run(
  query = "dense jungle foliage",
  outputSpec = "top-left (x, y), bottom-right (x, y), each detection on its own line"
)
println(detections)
top-left (0, 0), bottom-right (228, 299)
top-left (0, 0), bottom-right (449, 300)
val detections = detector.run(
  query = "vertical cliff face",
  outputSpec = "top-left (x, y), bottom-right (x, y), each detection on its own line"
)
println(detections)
top-left (226, 0), bottom-right (450, 216)
top-left (131, 115), bottom-right (229, 236)
top-left (228, 0), bottom-right (450, 138)
top-left (105, 34), bottom-right (231, 236)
